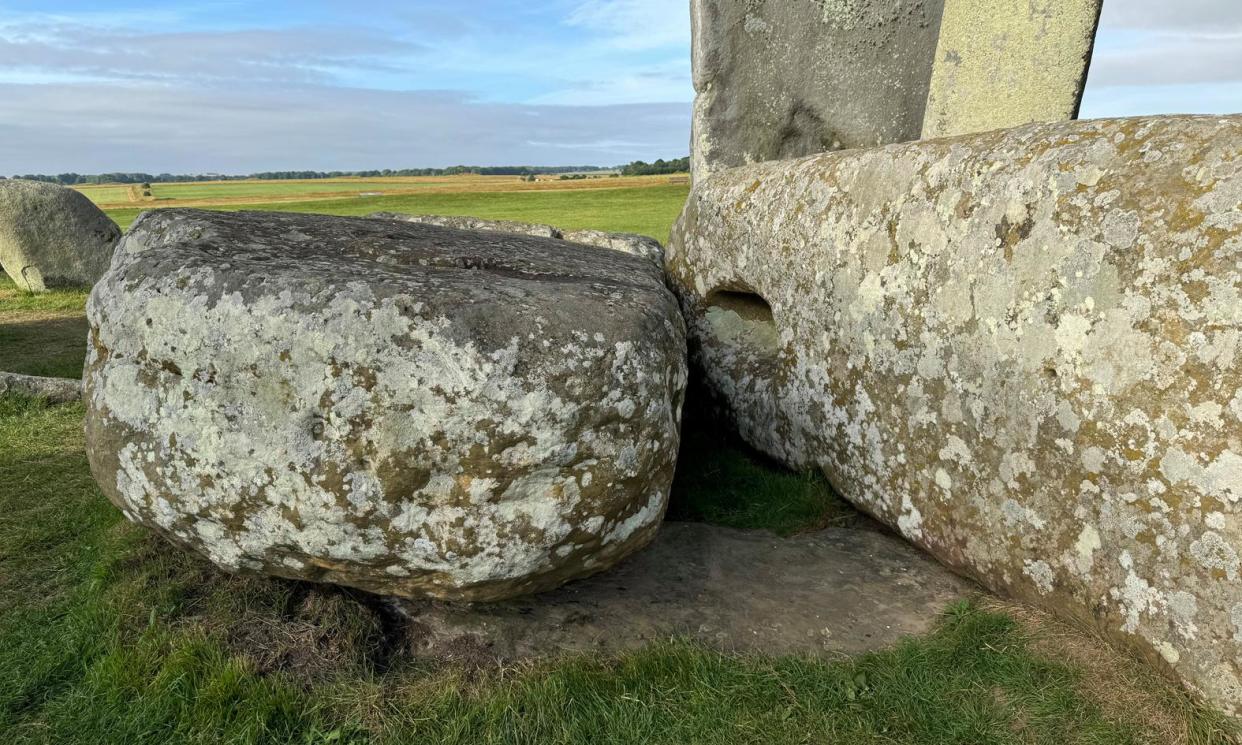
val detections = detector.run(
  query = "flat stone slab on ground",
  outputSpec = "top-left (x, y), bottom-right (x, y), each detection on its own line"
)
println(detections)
top-left (0, 371), bottom-right (81, 404)
top-left (394, 522), bottom-right (976, 660)
top-left (368, 212), bottom-right (665, 266)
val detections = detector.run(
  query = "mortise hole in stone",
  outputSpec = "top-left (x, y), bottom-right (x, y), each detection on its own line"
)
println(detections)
top-left (702, 289), bottom-right (780, 357)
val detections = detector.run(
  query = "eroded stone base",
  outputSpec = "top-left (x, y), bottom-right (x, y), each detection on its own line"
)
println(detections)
top-left (392, 522), bottom-right (976, 661)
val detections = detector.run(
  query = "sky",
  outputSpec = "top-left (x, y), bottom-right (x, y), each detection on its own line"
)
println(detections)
top-left (0, 0), bottom-right (1238, 174)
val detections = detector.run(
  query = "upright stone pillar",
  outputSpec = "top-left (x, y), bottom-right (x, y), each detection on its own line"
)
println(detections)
top-left (690, 0), bottom-right (945, 183)
top-left (921, 0), bottom-right (1102, 139)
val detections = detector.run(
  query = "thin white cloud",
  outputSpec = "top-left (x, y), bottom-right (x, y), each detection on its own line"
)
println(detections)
top-left (566, 0), bottom-right (690, 51)
top-left (1087, 32), bottom-right (1242, 88)
top-left (0, 82), bottom-right (690, 173)
top-left (1092, 0), bottom-right (1242, 31)
top-left (0, 20), bottom-right (423, 86)
top-left (1081, 0), bottom-right (1242, 117)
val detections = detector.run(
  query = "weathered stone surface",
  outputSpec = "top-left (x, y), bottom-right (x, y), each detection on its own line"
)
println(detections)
top-left (367, 212), bottom-right (561, 239)
top-left (561, 229), bottom-right (665, 266)
top-left (0, 371), bottom-right (81, 404)
top-left (921, 0), bottom-right (1102, 139)
top-left (0, 180), bottom-right (121, 292)
top-left (393, 522), bottom-right (976, 661)
top-left (669, 116), bottom-right (1242, 715)
top-left (85, 209), bottom-right (687, 601)
top-left (370, 212), bottom-right (665, 266)
top-left (690, 0), bottom-right (945, 182)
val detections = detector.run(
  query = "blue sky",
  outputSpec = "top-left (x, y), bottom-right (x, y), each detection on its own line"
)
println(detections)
top-left (0, 0), bottom-right (1237, 174)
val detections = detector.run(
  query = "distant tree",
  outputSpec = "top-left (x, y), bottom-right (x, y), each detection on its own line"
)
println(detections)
top-left (619, 157), bottom-right (690, 176)
top-left (9, 163), bottom-right (629, 185)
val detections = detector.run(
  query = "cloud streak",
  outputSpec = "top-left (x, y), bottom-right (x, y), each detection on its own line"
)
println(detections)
top-left (0, 21), bottom-right (423, 86)
top-left (2, 0), bottom-right (1238, 174)
top-left (1080, 0), bottom-right (1242, 118)
top-left (0, 1), bottom-right (694, 173)
top-left (0, 82), bottom-right (690, 173)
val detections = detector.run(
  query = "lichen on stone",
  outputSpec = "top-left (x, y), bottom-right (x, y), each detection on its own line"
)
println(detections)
top-left (669, 115), bottom-right (1242, 717)
top-left (85, 209), bottom-right (688, 602)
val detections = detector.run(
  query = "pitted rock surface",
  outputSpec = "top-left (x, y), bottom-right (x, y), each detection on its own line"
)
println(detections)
top-left (84, 209), bottom-right (688, 601)
top-left (369, 213), bottom-right (664, 266)
top-left (561, 229), bottom-right (664, 267)
top-left (393, 522), bottom-right (975, 661)
top-left (670, 115), bottom-right (1242, 715)
top-left (0, 179), bottom-right (121, 291)
top-left (367, 212), bottom-right (562, 239)
top-left (690, 0), bottom-right (945, 182)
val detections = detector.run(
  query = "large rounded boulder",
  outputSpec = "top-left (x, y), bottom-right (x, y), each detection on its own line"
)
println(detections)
top-left (84, 209), bottom-right (687, 601)
top-left (0, 179), bottom-right (121, 291)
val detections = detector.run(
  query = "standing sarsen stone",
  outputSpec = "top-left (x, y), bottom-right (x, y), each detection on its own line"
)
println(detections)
top-left (691, 0), bottom-right (1105, 183)
top-left (84, 210), bottom-right (687, 601)
top-left (669, 116), bottom-right (1242, 716)
top-left (690, 0), bottom-right (946, 182)
top-left (922, 0), bottom-right (1102, 139)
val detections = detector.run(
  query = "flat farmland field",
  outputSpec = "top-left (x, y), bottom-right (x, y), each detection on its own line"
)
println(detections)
top-left (74, 173), bottom-right (689, 238)
top-left (4, 175), bottom-right (691, 381)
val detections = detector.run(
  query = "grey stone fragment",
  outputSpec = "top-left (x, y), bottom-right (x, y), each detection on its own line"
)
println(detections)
top-left (392, 522), bottom-right (975, 660)
top-left (669, 115), bottom-right (1242, 718)
top-left (0, 180), bottom-right (121, 292)
top-left (562, 229), bottom-right (664, 266)
top-left (368, 212), bottom-right (562, 239)
top-left (85, 209), bottom-right (688, 602)
top-left (370, 212), bottom-right (665, 266)
top-left (690, 0), bottom-right (945, 182)
top-left (0, 371), bottom-right (81, 404)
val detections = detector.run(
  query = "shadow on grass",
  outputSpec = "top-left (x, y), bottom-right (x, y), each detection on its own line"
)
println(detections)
top-left (0, 315), bottom-right (89, 378)
top-left (667, 381), bottom-right (868, 536)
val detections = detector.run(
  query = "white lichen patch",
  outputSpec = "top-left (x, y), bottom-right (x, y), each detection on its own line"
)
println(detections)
top-left (84, 210), bottom-right (687, 602)
top-left (668, 115), bottom-right (1242, 718)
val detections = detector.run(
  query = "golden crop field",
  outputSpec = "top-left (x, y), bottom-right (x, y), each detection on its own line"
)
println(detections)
top-left (72, 174), bottom-right (693, 238)
top-left (73, 173), bottom-right (684, 211)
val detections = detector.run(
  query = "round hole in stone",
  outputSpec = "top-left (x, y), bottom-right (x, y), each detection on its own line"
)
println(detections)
top-left (702, 288), bottom-right (780, 357)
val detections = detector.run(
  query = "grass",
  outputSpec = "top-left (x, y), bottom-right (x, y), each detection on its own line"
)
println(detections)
top-left (667, 386), bottom-right (863, 536)
top-left (104, 179), bottom-right (456, 201)
top-left (3, 180), bottom-right (687, 381)
top-left (0, 278), bottom-right (92, 378)
top-left (2, 396), bottom-right (1233, 744)
top-left (100, 182), bottom-right (690, 239)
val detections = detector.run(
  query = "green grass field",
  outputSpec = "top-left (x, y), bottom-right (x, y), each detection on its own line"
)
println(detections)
top-left (1, 178), bottom-right (1236, 743)
top-left (77, 179), bottom-right (470, 207)
top-left (2, 397), bottom-right (1230, 745)
top-left (98, 182), bottom-right (689, 239)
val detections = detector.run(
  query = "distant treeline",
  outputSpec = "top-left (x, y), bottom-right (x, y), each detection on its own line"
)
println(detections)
top-left (3, 158), bottom-right (690, 186)
top-left (618, 157), bottom-right (690, 176)
top-left (3, 163), bottom-right (666, 186)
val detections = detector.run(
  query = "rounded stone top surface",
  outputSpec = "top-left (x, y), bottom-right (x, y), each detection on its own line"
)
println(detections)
top-left (119, 209), bottom-right (664, 289)
top-left (85, 208), bottom-right (688, 602)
